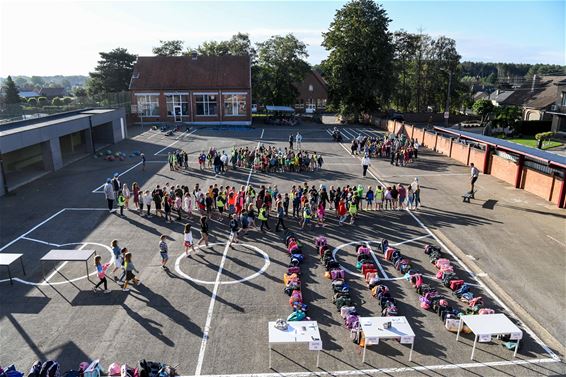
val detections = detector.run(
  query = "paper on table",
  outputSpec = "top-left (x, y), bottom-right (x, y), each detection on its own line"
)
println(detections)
top-left (309, 340), bottom-right (322, 351)
top-left (510, 332), bottom-right (522, 340)
top-left (400, 335), bottom-right (414, 344)
top-left (479, 334), bottom-right (491, 342)
top-left (366, 337), bottom-right (379, 345)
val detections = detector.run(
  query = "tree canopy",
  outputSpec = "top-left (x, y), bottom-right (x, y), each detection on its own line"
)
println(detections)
top-left (472, 99), bottom-right (495, 124)
top-left (322, 0), bottom-right (395, 118)
top-left (254, 34), bottom-right (310, 106)
top-left (87, 48), bottom-right (137, 94)
top-left (152, 40), bottom-right (185, 56)
top-left (3, 76), bottom-right (21, 104)
top-left (197, 33), bottom-right (256, 61)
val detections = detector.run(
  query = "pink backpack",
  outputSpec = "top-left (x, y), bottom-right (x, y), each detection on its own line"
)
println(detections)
top-left (479, 308), bottom-right (495, 315)
top-left (435, 259), bottom-right (451, 269)
top-left (107, 363), bottom-right (121, 376)
top-left (357, 246), bottom-right (370, 256)
top-left (331, 269), bottom-right (345, 280)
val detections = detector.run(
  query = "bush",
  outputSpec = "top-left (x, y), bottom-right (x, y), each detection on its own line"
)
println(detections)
top-left (37, 96), bottom-right (48, 106)
top-left (27, 98), bottom-right (38, 106)
top-left (52, 97), bottom-right (64, 106)
top-left (535, 131), bottom-right (555, 141)
top-left (62, 97), bottom-right (73, 105)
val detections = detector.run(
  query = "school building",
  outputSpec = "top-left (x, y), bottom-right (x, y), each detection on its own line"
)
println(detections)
top-left (294, 70), bottom-right (328, 113)
top-left (129, 54), bottom-right (252, 126)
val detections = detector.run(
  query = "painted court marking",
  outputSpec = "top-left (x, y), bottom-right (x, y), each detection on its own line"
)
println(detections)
top-left (154, 129), bottom-right (198, 155)
top-left (174, 243), bottom-right (270, 285)
top-left (334, 137), bottom-right (560, 362)
top-left (91, 161), bottom-right (143, 193)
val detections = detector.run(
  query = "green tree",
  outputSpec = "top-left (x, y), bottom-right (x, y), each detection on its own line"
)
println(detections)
top-left (152, 40), bottom-right (185, 56)
top-left (72, 86), bottom-right (88, 97)
top-left (37, 96), bottom-right (48, 106)
top-left (322, 0), bottom-right (395, 119)
top-left (14, 77), bottom-right (29, 87)
top-left (30, 75), bottom-right (45, 87)
top-left (472, 99), bottom-right (495, 124)
top-left (3, 76), bottom-right (21, 104)
top-left (392, 30), bottom-right (419, 112)
top-left (27, 97), bottom-right (38, 106)
top-left (495, 106), bottom-right (521, 129)
top-left (62, 97), bottom-right (73, 105)
top-left (52, 97), bottom-right (64, 106)
top-left (197, 33), bottom-right (256, 61)
top-left (254, 34), bottom-right (310, 105)
top-left (87, 48), bottom-right (137, 94)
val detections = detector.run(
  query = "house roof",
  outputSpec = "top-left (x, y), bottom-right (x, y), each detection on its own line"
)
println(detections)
top-left (39, 87), bottom-right (66, 97)
top-left (19, 91), bottom-right (40, 98)
top-left (472, 91), bottom-right (489, 101)
top-left (129, 55), bottom-right (251, 91)
top-left (500, 76), bottom-right (566, 109)
top-left (488, 90), bottom-right (514, 103)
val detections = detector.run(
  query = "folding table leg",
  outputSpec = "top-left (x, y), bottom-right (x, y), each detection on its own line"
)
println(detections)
top-left (409, 340), bottom-right (414, 362)
top-left (513, 339), bottom-right (520, 358)
top-left (20, 257), bottom-right (26, 275)
top-left (362, 341), bottom-right (367, 363)
top-left (471, 334), bottom-right (478, 360)
top-left (268, 344), bottom-right (272, 368)
top-left (7, 265), bottom-right (13, 285)
top-left (456, 320), bottom-right (463, 341)
top-left (316, 350), bottom-right (320, 368)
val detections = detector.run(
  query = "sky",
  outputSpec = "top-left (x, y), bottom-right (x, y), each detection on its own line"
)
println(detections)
top-left (0, 0), bottom-right (564, 77)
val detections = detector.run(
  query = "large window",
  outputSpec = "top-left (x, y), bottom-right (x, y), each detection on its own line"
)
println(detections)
top-left (317, 98), bottom-right (327, 108)
top-left (136, 94), bottom-right (160, 117)
top-left (561, 91), bottom-right (566, 106)
top-left (223, 94), bottom-right (247, 116)
top-left (195, 94), bottom-right (217, 116)
top-left (166, 94), bottom-right (189, 118)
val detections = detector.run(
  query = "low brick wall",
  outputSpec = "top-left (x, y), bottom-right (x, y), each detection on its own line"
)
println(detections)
top-left (469, 148), bottom-right (485, 172)
top-left (451, 143), bottom-right (469, 165)
top-left (522, 167), bottom-right (563, 205)
top-left (491, 155), bottom-right (517, 186)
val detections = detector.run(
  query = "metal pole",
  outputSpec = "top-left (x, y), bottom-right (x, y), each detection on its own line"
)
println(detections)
top-left (445, 71), bottom-right (452, 127)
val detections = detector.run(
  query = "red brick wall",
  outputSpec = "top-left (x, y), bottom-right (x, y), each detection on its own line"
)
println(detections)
top-left (522, 168), bottom-right (557, 203)
top-left (451, 143), bottom-right (469, 165)
top-left (436, 136), bottom-right (451, 155)
top-left (423, 131), bottom-right (436, 148)
top-left (551, 177), bottom-right (564, 204)
top-left (469, 148), bottom-right (485, 172)
top-left (491, 155), bottom-right (517, 185)
top-left (414, 128), bottom-right (425, 144)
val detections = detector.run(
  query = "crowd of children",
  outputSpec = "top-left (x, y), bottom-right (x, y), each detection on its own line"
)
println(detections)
top-left (350, 133), bottom-right (420, 167)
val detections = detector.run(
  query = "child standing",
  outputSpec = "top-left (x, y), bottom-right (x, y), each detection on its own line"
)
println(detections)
top-left (142, 190), bottom-right (152, 217)
top-left (93, 255), bottom-right (111, 293)
top-left (316, 201), bottom-right (325, 227)
top-left (384, 187), bottom-right (393, 210)
top-left (110, 240), bottom-right (121, 279)
top-left (122, 252), bottom-right (139, 292)
top-left (117, 190), bottom-right (126, 216)
top-left (228, 214), bottom-right (240, 247)
top-left (184, 224), bottom-right (197, 257)
top-left (159, 235), bottom-right (169, 269)
top-left (375, 185), bottom-right (384, 211)
top-left (197, 215), bottom-right (209, 247)
top-left (365, 186), bottom-right (374, 211)
top-left (122, 183), bottom-right (131, 210)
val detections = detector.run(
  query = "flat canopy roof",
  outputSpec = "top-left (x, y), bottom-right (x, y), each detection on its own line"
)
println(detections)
top-left (434, 126), bottom-right (566, 169)
top-left (265, 106), bottom-right (295, 113)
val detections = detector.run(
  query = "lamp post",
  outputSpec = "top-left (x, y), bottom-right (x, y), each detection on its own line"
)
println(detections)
top-left (441, 68), bottom-right (453, 127)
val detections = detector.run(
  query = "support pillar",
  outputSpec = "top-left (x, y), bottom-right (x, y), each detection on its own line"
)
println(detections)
top-left (558, 170), bottom-right (566, 208)
top-left (42, 138), bottom-right (63, 172)
top-left (515, 155), bottom-right (525, 188)
top-left (449, 138), bottom-right (454, 157)
top-left (466, 145), bottom-right (471, 165)
top-left (483, 145), bottom-right (492, 174)
top-left (434, 133), bottom-right (439, 151)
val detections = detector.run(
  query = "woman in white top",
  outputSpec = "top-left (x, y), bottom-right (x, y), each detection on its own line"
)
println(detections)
top-left (183, 223), bottom-right (197, 257)
top-left (183, 192), bottom-right (192, 217)
top-left (142, 190), bottom-right (153, 217)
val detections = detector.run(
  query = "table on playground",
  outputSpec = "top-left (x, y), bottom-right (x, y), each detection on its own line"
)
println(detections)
top-left (40, 249), bottom-right (96, 285)
top-left (0, 253), bottom-right (26, 285)
top-left (267, 320), bottom-right (322, 368)
top-left (359, 316), bottom-right (416, 363)
top-left (457, 313), bottom-right (523, 360)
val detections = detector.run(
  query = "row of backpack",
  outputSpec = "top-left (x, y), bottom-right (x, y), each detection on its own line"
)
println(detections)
top-left (314, 236), bottom-right (363, 347)
top-left (283, 231), bottom-right (308, 321)
top-left (1, 359), bottom-right (175, 377)
top-left (380, 239), bottom-right (496, 334)
top-left (356, 244), bottom-right (399, 317)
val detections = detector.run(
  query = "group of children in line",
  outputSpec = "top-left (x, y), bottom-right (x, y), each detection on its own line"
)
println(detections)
top-left (350, 133), bottom-right (420, 168)
top-left (93, 239), bottom-right (140, 293)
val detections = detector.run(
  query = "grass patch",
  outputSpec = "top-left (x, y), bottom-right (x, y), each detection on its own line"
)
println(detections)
top-left (506, 137), bottom-right (562, 150)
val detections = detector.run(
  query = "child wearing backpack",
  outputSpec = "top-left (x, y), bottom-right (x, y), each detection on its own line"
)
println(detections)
top-left (183, 224), bottom-right (197, 257)
top-left (365, 186), bottom-right (374, 211)
top-left (159, 235), bottom-right (169, 269)
top-left (93, 255), bottom-right (111, 293)
top-left (122, 252), bottom-right (139, 291)
top-left (117, 190), bottom-right (126, 216)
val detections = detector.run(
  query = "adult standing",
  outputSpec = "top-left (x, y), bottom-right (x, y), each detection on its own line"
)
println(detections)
top-left (361, 154), bottom-right (370, 177)
top-left (295, 132), bottom-right (302, 150)
top-left (111, 173), bottom-right (121, 201)
top-left (470, 163), bottom-right (479, 196)
top-left (141, 153), bottom-right (146, 171)
top-left (289, 134), bottom-right (294, 150)
top-left (103, 178), bottom-right (115, 213)
top-left (411, 178), bottom-right (420, 209)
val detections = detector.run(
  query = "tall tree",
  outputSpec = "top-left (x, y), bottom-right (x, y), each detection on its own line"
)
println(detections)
top-left (392, 30), bottom-right (419, 112)
top-left (197, 33), bottom-right (256, 61)
top-left (472, 99), bottom-right (494, 124)
top-left (322, 0), bottom-right (395, 119)
top-left (152, 40), bottom-right (184, 56)
top-left (254, 34), bottom-right (310, 105)
top-left (87, 48), bottom-right (137, 94)
top-left (30, 75), bottom-right (45, 87)
top-left (3, 76), bottom-right (21, 104)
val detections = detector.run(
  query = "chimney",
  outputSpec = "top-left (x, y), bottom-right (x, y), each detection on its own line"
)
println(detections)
top-left (191, 51), bottom-right (198, 60)
top-left (531, 74), bottom-right (537, 92)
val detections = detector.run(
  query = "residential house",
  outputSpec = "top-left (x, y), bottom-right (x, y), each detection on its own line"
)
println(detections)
top-left (548, 80), bottom-right (566, 133)
top-left (39, 87), bottom-right (66, 99)
top-left (129, 54), bottom-right (251, 125)
top-left (294, 70), bottom-right (328, 113)
top-left (488, 90), bottom-right (514, 107)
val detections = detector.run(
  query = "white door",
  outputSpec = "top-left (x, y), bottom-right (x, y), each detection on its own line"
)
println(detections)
top-left (174, 106), bottom-right (182, 122)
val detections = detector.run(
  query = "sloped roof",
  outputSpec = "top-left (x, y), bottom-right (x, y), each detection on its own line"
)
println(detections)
top-left (39, 87), bottom-right (66, 97)
top-left (129, 55), bottom-right (251, 90)
top-left (501, 76), bottom-right (566, 109)
top-left (489, 90), bottom-right (514, 103)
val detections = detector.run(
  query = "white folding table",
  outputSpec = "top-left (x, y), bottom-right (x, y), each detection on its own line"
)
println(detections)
top-left (40, 249), bottom-right (96, 285)
top-left (359, 316), bottom-right (416, 363)
top-left (0, 253), bottom-right (26, 285)
top-left (456, 313), bottom-right (523, 360)
top-left (268, 320), bottom-right (322, 368)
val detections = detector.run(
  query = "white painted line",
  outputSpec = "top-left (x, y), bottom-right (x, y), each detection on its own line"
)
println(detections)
top-left (334, 138), bottom-right (560, 361)
top-left (194, 241), bottom-right (232, 376)
top-left (0, 209), bottom-right (67, 253)
top-left (21, 237), bottom-right (62, 247)
top-left (366, 241), bottom-right (389, 279)
top-left (185, 357), bottom-right (559, 377)
top-left (260, 128), bottom-right (265, 139)
top-left (546, 234), bottom-right (566, 248)
top-left (382, 173), bottom-right (469, 178)
top-left (341, 128), bottom-right (357, 140)
top-left (91, 161), bottom-right (143, 193)
top-left (154, 129), bottom-right (197, 156)
top-left (390, 235), bottom-right (432, 247)
top-left (43, 243), bottom-right (88, 284)
top-left (146, 131), bottom-right (161, 140)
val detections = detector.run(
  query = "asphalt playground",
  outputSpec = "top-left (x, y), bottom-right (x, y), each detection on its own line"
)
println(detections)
top-left (0, 123), bottom-right (564, 377)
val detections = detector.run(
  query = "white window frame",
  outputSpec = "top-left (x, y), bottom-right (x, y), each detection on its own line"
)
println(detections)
top-left (195, 93), bottom-right (218, 116)
top-left (136, 94), bottom-right (160, 117)
top-left (166, 94), bottom-right (189, 118)
top-left (223, 94), bottom-right (247, 117)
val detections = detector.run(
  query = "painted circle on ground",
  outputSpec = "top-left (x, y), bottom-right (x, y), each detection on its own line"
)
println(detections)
top-left (174, 242), bottom-right (270, 285)
top-left (2, 242), bottom-right (114, 286)
top-left (332, 240), bottom-right (382, 278)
